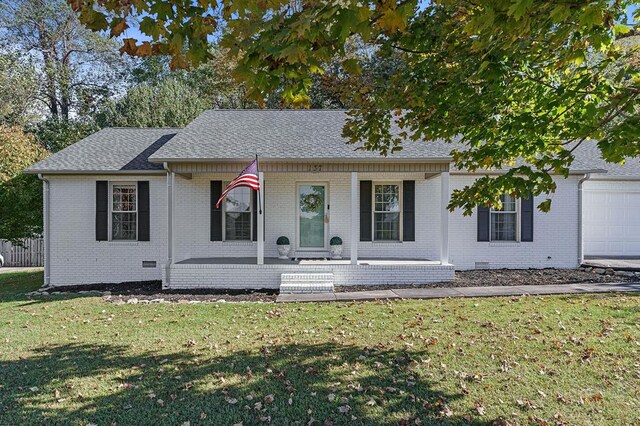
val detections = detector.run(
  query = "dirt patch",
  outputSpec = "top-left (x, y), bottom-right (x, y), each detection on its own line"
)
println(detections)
top-left (36, 280), bottom-right (277, 303)
top-left (336, 268), bottom-right (639, 292)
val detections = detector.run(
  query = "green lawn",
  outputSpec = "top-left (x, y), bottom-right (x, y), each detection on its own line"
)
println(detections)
top-left (1, 272), bottom-right (639, 425)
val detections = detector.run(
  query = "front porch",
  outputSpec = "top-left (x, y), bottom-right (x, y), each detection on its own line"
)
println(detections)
top-left (162, 257), bottom-right (455, 290)
top-left (163, 160), bottom-right (454, 290)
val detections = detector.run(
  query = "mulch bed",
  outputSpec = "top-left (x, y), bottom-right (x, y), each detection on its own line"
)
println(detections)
top-left (39, 281), bottom-right (277, 303)
top-left (34, 268), bottom-right (639, 302)
top-left (336, 268), bottom-right (639, 292)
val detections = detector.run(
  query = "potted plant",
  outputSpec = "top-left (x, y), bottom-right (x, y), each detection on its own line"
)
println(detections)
top-left (330, 236), bottom-right (343, 259)
top-left (276, 236), bottom-right (291, 259)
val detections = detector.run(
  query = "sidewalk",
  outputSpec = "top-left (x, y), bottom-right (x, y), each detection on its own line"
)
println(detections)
top-left (0, 266), bottom-right (43, 275)
top-left (276, 282), bottom-right (640, 303)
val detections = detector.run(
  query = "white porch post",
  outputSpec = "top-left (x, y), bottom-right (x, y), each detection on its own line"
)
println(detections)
top-left (257, 171), bottom-right (264, 265)
top-left (440, 171), bottom-right (450, 264)
top-left (350, 172), bottom-right (358, 265)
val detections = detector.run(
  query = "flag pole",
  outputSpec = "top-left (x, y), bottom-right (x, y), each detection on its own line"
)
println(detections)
top-left (255, 154), bottom-right (262, 214)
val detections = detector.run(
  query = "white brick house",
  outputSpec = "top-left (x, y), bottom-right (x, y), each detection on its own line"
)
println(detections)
top-left (25, 110), bottom-right (640, 290)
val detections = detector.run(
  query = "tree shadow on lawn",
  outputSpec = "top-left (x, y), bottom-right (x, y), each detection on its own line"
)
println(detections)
top-left (0, 342), bottom-right (496, 425)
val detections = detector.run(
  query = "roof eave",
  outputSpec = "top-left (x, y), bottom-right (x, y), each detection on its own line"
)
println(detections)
top-left (24, 169), bottom-right (167, 175)
top-left (148, 156), bottom-right (454, 164)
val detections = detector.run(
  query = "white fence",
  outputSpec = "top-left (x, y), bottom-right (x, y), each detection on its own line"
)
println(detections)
top-left (0, 238), bottom-right (44, 267)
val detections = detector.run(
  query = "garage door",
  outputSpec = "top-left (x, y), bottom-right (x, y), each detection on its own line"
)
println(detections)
top-left (583, 181), bottom-right (640, 256)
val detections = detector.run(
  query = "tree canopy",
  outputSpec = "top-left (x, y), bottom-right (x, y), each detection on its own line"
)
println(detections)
top-left (0, 126), bottom-right (48, 242)
top-left (70, 0), bottom-right (640, 213)
top-left (0, 0), bottom-right (129, 121)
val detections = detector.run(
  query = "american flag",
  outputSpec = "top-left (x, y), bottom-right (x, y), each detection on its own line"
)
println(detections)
top-left (216, 159), bottom-right (260, 208)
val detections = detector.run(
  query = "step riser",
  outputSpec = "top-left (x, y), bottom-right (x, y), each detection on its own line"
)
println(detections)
top-left (280, 273), bottom-right (335, 294)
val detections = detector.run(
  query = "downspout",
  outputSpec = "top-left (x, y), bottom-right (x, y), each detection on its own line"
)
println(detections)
top-left (163, 162), bottom-right (173, 288)
top-left (37, 174), bottom-right (51, 287)
top-left (577, 173), bottom-right (591, 267)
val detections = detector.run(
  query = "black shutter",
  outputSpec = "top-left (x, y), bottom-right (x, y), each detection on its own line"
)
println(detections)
top-left (360, 180), bottom-right (372, 241)
top-left (96, 181), bottom-right (108, 241)
top-left (252, 189), bottom-right (258, 241)
top-left (137, 181), bottom-right (150, 241)
top-left (477, 205), bottom-right (490, 242)
top-left (521, 193), bottom-right (534, 242)
top-left (211, 181), bottom-right (223, 241)
top-left (402, 180), bottom-right (415, 241)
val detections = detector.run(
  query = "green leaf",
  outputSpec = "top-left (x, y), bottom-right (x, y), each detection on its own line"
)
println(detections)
top-left (508, 0), bottom-right (534, 21)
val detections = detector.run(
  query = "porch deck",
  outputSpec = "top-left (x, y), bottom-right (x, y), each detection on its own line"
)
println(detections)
top-left (176, 257), bottom-right (442, 266)
top-left (164, 257), bottom-right (454, 290)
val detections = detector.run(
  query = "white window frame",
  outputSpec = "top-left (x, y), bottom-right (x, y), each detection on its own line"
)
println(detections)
top-left (109, 182), bottom-right (138, 241)
top-left (489, 194), bottom-right (520, 242)
top-left (372, 182), bottom-right (403, 242)
top-left (222, 184), bottom-right (253, 242)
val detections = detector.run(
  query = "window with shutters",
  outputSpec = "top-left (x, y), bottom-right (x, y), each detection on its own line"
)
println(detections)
top-left (373, 183), bottom-right (402, 241)
top-left (223, 186), bottom-right (252, 241)
top-left (490, 194), bottom-right (518, 242)
top-left (111, 183), bottom-right (137, 241)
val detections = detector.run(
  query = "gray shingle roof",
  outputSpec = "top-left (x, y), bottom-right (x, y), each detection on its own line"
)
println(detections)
top-left (148, 109), bottom-right (455, 162)
top-left (571, 141), bottom-right (640, 179)
top-left (25, 128), bottom-right (179, 174)
top-left (24, 110), bottom-right (640, 179)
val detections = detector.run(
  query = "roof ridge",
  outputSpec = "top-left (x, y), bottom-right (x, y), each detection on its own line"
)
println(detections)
top-left (202, 108), bottom-right (349, 112)
top-left (102, 127), bottom-right (183, 130)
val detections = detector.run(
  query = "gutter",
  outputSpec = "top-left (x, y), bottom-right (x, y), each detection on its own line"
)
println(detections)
top-left (37, 174), bottom-right (51, 287)
top-left (577, 173), bottom-right (592, 267)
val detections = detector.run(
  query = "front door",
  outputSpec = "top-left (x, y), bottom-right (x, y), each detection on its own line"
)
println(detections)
top-left (298, 184), bottom-right (327, 249)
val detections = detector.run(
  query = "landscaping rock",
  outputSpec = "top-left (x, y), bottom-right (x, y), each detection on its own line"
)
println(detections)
top-left (126, 298), bottom-right (139, 304)
top-left (605, 268), bottom-right (615, 275)
top-left (593, 268), bottom-right (606, 275)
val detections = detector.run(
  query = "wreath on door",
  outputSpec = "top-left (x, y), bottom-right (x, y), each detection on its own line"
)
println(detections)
top-left (300, 192), bottom-right (323, 213)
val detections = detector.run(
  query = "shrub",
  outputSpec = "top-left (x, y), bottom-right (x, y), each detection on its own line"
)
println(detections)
top-left (330, 236), bottom-right (342, 246)
top-left (276, 236), bottom-right (290, 245)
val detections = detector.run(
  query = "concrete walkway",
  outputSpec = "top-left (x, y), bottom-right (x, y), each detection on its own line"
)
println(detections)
top-left (0, 266), bottom-right (43, 275)
top-left (583, 258), bottom-right (640, 271)
top-left (276, 282), bottom-right (640, 303)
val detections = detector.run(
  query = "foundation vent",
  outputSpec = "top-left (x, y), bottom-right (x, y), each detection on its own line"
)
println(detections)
top-left (474, 261), bottom-right (490, 270)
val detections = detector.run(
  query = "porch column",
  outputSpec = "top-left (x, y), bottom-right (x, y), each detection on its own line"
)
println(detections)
top-left (257, 171), bottom-right (264, 265)
top-left (440, 171), bottom-right (450, 264)
top-left (350, 172), bottom-right (358, 265)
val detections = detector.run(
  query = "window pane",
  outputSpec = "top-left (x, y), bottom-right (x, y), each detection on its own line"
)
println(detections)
top-left (225, 187), bottom-right (251, 213)
top-left (225, 212), bottom-right (251, 240)
top-left (112, 212), bottom-right (137, 240)
top-left (374, 212), bottom-right (400, 241)
top-left (491, 212), bottom-right (517, 241)
top-left (497, 194), bottom-right (516, 212)
top-left (374, 184), bottom-right (399, 212)
top-left (112, 185), bottom-right (136, 212)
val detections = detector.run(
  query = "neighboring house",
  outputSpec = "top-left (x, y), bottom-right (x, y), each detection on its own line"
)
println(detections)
top-left (25, 110), bottom-right (640, 290)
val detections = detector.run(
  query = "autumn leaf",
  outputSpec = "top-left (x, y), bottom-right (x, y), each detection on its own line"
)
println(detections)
top-left (110, 18), bottom-right (128, 37)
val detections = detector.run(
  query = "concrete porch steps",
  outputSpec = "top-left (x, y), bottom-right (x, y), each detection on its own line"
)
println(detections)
top-left (280, 272), bottom-right (334, 294)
